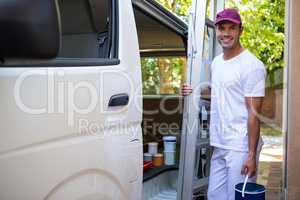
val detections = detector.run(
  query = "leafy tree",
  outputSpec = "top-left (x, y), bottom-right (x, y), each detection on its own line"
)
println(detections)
top-left (142, 58), bottom-right (160, 94)
top-left (226, 0), bottom-right (285, 87)
top-left (156, 0), bottom-right (192, 17)
top-left (156, 0), bottom-right (285, 87)
top-left (142, 57), bottom-right (186, 95)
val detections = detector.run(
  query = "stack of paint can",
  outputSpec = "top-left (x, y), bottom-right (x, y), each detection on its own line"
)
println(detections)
top-left (144, 142), bottom-right (164, 167)
top-left (163, 136), bottom-right (176, 165)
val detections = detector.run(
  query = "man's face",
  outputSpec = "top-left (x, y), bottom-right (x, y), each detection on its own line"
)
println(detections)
top-left (216, 21), bottom-right (243, 50)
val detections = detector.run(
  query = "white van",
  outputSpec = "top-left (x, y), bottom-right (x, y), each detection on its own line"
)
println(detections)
top-left (0, 0), bottom-right (222, 199)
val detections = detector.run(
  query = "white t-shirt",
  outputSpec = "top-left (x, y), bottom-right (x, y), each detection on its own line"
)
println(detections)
top-left (209, 50), bottom-right (266, 152)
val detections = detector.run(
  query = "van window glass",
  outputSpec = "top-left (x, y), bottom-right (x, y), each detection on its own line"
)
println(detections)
top-left (142, 56), bottom-right (187, 95)
top-left (57, 0), bottom-right (115, 59)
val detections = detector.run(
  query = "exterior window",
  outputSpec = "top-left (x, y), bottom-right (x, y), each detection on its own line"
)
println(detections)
top-left (141, 56), bottom-right (187, 95)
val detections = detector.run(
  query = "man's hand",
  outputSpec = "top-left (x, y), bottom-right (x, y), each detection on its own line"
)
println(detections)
top-left (241, 156), bottom-right (257, 178)
top-left (181, 83), bottom-right (193, 96)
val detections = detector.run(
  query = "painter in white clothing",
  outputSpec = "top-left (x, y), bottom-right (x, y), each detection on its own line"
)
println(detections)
top-left (210, 50), bottom-right (266, 152)
top-left (181, 8), bottom-right (266, 200)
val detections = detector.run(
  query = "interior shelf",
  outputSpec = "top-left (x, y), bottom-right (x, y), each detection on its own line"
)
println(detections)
top-left (143, 164), bottom-right (179, 182)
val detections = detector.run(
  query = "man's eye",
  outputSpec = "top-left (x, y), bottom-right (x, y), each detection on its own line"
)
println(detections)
top-left (232, 26), bottom-right (239, 30)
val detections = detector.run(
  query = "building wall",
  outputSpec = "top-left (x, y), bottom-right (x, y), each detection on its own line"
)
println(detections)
top-left (286, 0), bottom-right (300, 198)
top-left (262, 88), bottom-right (283, 127)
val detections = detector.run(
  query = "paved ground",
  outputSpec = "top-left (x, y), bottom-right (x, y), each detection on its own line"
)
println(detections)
top-left (257, 136), bottom-right (283, 200)
top-left (260, 136), bottom-right (283, 162)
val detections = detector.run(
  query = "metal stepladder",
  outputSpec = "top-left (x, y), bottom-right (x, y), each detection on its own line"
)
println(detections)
top-left (177, 0), bottom-right (224, 200)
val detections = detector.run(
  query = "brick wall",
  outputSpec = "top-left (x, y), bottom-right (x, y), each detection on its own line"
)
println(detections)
top-left (261, 88), bottom-right (283, 126)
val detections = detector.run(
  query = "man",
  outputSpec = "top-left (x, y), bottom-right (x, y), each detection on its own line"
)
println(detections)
top-left (182, 8), bottom-right (266, 200)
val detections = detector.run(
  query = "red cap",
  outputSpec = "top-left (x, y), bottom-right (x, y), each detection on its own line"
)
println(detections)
top-left (215, 8), bottom-right (242, 25)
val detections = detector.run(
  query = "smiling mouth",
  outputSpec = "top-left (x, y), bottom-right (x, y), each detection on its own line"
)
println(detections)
top-left (221, 38), bottom-right (233, 44)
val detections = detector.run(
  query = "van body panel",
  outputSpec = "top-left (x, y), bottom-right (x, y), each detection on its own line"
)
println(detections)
top-left (0, 67), bottom-right (142, 199)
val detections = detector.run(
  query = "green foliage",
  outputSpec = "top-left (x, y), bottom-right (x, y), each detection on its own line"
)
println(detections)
top-left (170, 57), bottom-right (185, 93)
top-left (156, 0), bottom-right (192, 17)
top-left (156, 0), bottom-right (285, 87)
top-left (261, 123), bottom-right (282, 136)
top-left (142, 57), bottom-right (186, 95)
top-left (226, 0), bottom-right (285, 87)
top-left (142, 58), bottom-right (160, 94)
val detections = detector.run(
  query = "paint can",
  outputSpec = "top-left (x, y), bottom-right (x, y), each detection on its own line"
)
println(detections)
top-left (164, 151), bottom-right (176, 165)
top-left (163, 136), bottom-right (176, 151)
top-left (153, 153), bottom-right (164, 167)
top-left (143, 153), bottom-right (152, 161)
top-left (148, 142), bottom-right (158, 155)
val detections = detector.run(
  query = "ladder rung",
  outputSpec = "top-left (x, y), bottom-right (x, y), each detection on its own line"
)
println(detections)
top-left (193, 177), bottom-right (209, 191)
top-left (196, 138), bottom-right (210, 148)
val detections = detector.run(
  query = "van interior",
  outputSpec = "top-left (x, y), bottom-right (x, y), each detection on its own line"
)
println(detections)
top-left (58, 0), bottom-right (112, 58)
top-left (133, 1), bottom-right (214, 199)
top-left (133, 5), bottom-right (186, 198)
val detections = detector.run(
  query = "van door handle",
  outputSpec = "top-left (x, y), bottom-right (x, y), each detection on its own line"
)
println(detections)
top-left (108, 93), bottom-right (129, 107)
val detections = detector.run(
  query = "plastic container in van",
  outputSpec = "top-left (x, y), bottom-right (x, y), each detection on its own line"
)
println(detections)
top-left (163, 136), bottom-right (176, 151)
top-left (164, 151), bottom-right (176, 165)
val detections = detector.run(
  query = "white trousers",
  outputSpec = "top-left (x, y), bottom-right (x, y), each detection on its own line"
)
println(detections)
top-left (207, 147), bottom-right (260, 200)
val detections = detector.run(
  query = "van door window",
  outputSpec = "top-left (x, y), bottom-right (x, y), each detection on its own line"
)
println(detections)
top-left (0, 0), bottom-right (119, 67)
top-left (141, 56), bottom-right (186, 95)
top-left (57, 0), bottom-right (117, 59)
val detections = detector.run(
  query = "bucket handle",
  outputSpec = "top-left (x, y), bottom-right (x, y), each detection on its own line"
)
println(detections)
top-left (242, 175), bottom-right (249, 198)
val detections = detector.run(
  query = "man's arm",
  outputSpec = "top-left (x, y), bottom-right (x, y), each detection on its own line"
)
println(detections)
top-left (241, 96), bottom-right (263, 177)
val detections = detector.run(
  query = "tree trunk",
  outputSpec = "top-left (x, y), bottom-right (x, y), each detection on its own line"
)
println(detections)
top-left (158, 58), bottom-right (175, 94)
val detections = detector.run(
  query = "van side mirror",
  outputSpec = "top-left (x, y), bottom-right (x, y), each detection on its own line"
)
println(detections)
top-left (0, 0), bottom-right (61, 59)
